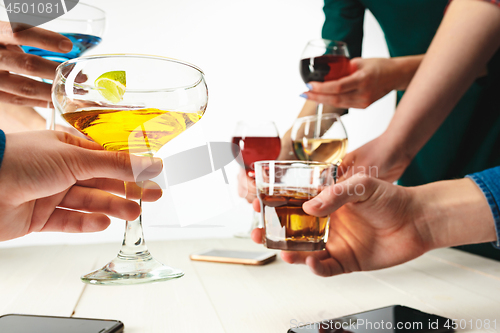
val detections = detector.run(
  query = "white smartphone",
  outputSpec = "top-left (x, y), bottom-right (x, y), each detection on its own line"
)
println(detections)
top-left (190, 248), bottom-right (276, 265)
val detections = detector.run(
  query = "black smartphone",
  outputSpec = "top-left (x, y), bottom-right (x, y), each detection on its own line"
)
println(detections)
top-left (0, 314), bottom-right (124, 333)
top-left (288, 305), bottom-right (454, 333)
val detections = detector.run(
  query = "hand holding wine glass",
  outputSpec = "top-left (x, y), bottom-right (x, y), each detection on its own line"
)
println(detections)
top-left (301, 57), bottom-right (418, 109)
top-left (232, 121), bottom-right (281, 236)
top-left (300, 39), bottom-right (350, 121)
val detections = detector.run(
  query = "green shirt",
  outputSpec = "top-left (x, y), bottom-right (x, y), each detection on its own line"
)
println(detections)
top-left (322, 0), bottom-right (500, 259)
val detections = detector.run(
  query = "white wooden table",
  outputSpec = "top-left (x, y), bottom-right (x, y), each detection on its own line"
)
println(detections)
top-left (1, 238), bottom-right (500, 332)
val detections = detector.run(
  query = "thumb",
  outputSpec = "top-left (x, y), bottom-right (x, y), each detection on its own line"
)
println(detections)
top-left (303, 173), bottom-right (376, 216)
top-left (349, 57), bottom-right (362, 73)
top-left (67, 148), bottom-right (163, 183)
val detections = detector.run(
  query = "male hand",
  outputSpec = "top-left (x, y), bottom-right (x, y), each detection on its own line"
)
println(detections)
top-left (0, 131), bottom-right (163, 241)
top-left (251, 174), bottom-right (428, 276)
top-left (251, 173), bottom-right (495, 277)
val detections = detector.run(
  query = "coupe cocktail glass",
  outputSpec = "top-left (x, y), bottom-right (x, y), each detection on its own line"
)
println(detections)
top-left (52, 54), bottom-right (208, 285)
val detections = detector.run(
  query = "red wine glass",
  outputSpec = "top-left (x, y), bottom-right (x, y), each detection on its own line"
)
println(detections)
top-left (232, 120), bottom-right (281, 237)
top-left (300, 39), bottom-right (350, 136)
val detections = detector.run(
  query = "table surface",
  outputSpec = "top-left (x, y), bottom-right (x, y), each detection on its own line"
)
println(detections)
top-left (1, 238), bottom-right (500, 333)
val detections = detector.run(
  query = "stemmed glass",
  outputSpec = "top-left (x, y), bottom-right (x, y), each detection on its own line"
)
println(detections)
top-left (0, 1), bottom-right (106, 130)
top-left (231, 121), bottom-right (281, 237)
top-left (291, 113), bottom-right (348, 165)
top-left (300, 39), bottom-right (350, 136)
top-left (52, 54), bottom-right (208, 285)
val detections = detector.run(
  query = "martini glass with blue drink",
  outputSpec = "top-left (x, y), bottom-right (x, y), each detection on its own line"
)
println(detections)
top-left (19, 2), bottom-right (105, 63)
top-left (1, 1), bottom-right (105, 129)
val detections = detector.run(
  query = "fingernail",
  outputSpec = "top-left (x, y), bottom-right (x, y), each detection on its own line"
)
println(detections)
top-left (306, 83), bottom-right (312, 90)
top-left (59, 39), bottom-right (73, 52)
top-left (137, 158), bottom-right (163, 181)
top-left (299, 93), bottom-right (308, 99)
top-left (146, 157), bottom-right (163, 173)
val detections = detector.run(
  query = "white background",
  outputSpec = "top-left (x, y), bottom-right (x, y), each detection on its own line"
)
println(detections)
top-left (0, 0), bottom-right (395, 248)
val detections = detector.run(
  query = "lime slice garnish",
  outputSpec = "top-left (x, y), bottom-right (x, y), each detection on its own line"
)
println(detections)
top-left (95, 71), bottom-right (126, 104)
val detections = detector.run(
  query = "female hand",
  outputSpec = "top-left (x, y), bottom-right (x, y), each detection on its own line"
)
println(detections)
top-left (0, 21), bottom-right (72, 108)
top-left (337, 133), bottom-right (413, 183)
top-left (237, 168), bottom-right (257, 203)
top-left (302, 56), bottom-right (421, 109)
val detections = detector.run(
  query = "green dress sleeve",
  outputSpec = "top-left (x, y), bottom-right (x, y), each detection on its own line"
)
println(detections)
top-left (322, 0), bottom-right (366, 58)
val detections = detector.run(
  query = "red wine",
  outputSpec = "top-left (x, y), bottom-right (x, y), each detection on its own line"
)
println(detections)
top-left (231, 136), bottom-right (281, 172)
top-left (300, 54), bottom-right (350, 83)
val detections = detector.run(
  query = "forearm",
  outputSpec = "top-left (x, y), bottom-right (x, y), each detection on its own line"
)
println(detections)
top-left (390, 55), bottom-right (424, 91)
top-left (413, 178), bottom-right (497, 250)
top-left (385, 0), bottom-right (500, 158)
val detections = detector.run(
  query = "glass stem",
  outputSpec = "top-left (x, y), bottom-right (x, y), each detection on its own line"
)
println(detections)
top-left (314, 103), bottom-right (323, 138)
top-left (118, 181), bottom-right (152, 260)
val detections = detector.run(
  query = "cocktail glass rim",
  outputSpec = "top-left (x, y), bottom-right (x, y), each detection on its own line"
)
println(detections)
top-left (55, 53), bottom-right (205, 93)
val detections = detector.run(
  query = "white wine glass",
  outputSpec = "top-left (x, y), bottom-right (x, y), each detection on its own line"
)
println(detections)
top-left (291, 113), bottom-right (348, 165)
top-left (52, 54), bottom-right (208, 285)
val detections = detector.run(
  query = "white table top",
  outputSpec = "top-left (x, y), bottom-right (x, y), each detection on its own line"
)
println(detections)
top-left (1, 238), bottom-right (500, 332)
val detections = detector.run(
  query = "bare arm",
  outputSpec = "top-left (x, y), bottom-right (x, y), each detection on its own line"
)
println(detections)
top-left (337, 0), bottom-right (500, 182)
top-left (385, 0), bottom-right (500, 159)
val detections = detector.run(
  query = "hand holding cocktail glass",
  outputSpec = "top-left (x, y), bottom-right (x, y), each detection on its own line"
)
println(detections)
top-left (0, 20), bottom-right (70, 109)
top-left (53, 54), bottom-right (207, 285)
top-left (0, 2), bottom-right (105, 130)
top-left (0, 130), bottom-right (163, 242)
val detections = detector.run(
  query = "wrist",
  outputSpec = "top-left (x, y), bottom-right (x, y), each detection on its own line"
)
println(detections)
top-left (412, 178), bottom-right (497, 250)
top-left (377, 130), bottom-right (415, 170)
top-left (390, 56), bottom-right (423, 91)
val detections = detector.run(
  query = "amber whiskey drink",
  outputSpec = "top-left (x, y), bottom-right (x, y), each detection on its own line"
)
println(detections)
top-left (254, 161), bottom-right (334, 251)
top-left (259, 187), bottom-right (329, 251)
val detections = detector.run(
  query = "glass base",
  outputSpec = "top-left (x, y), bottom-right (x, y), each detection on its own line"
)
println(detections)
top-left (81, 251), bottom-right (184, 285)
top-left (264, 238), bottom-right (326, 251)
